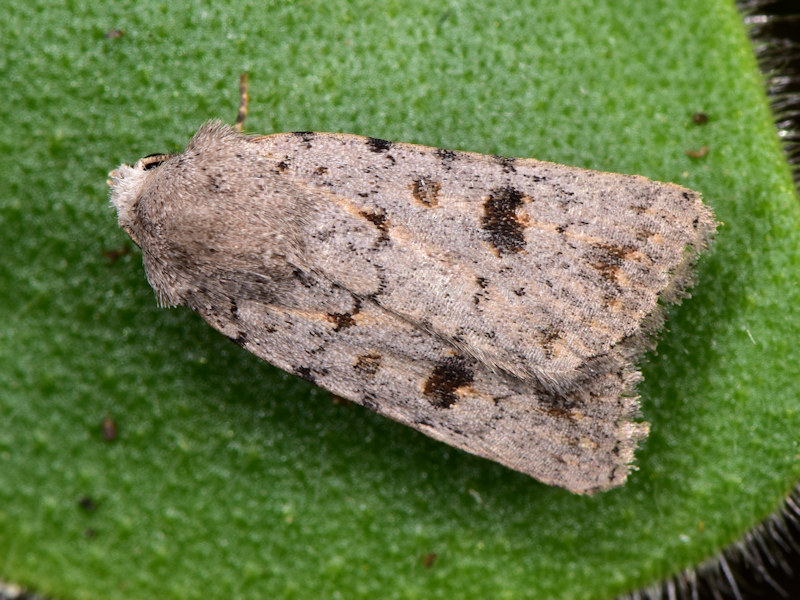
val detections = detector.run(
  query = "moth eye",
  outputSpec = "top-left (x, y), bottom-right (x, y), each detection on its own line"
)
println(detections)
top-left (140, 153), bottom-right (172, 171)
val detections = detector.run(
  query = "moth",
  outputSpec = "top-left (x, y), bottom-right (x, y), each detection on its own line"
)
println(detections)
top-left (109, 116), bottom-right (715, 494)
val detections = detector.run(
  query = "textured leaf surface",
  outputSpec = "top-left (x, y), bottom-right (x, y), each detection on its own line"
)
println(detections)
top-left (1, 1), bottom-right (799, 598)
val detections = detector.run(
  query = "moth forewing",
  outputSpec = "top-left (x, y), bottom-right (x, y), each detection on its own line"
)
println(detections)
top-left (109, 121), bottom-right (716, 494)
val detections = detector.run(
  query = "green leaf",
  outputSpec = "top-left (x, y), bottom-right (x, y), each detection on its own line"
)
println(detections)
top-left (2, 1), bottom-right (799, 598)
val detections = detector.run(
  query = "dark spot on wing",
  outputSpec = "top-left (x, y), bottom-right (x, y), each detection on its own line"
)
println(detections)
top-left (294, 366), bottom-right (315, 384)
top-left (423, 356), bottom-right (474, 409)
top-left (366, 137), bottom-right (394, 152)
top-left (292, 131), bottom-right (315, 141)
top-left (328, 312), bottom-right (355, 331)
top-left (540, 326), bottom-right (562, 359)
top-left (231, 331), bottom-right (248, 347)
top-left (493, 155), bottom-right (517, 173)
top-left (293, 269), bottom-right (315, 288)
top-left (482, 187), bottom-right (527, 254)
top-left (361, 394), bottom-right (379, 412)
top-left (540, 392), bottom-right (581, 414)
top-left (327, 297), bottom-right (362, 332)
top-left (545, 406), bottom-right (575, 421)
top-left (373, 267), bottom-right (388, 296)
top-left (473, 276), bottom-right (489, 306)
top-left (359, 210), bottom-right (390, 244)
top-left (275, 159), bottom-right (289, 172)
top-left (589, 243), bottom-right (636, 284)
top-left (292, 132), bottom-right (315, 149)
top-left (590, 259), bottom-right (621, 284)
top-left (596, 242), bottom-right (636, 261)
top-left (410, 177), bottom-right (441, 207)
top-left (354, 352), bottom-right (382, 376)
top-left (435, 148), bottom-right (457, 168)
top-left (360, 210), bottom-right (388, 230)
top-left (313, 165), bottom-right (328, 176)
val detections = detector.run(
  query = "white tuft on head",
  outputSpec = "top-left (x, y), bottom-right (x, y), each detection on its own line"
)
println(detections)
top-left (108, 163), bottom-right (149, 245)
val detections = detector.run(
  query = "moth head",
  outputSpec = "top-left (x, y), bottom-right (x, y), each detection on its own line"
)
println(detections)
top-left (108, 122), bottom-right (307, 310)
top-left (108, 153), bottom-right (173, 246)
top-left (108, 152), bottom-right (191, 307)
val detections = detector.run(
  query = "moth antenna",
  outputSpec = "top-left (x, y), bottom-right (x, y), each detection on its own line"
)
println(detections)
top-left (235, 72), bottom-right (249, 132)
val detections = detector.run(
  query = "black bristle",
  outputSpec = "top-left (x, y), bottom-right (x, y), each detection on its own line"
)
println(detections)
top-left (742, 0), bottom-right (800, 183)
top-left (621, 484), bottom-right (800, 599)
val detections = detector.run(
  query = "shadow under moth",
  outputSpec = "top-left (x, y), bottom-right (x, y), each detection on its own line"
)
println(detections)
top-left (109, 98), bottom-right (715, 494)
